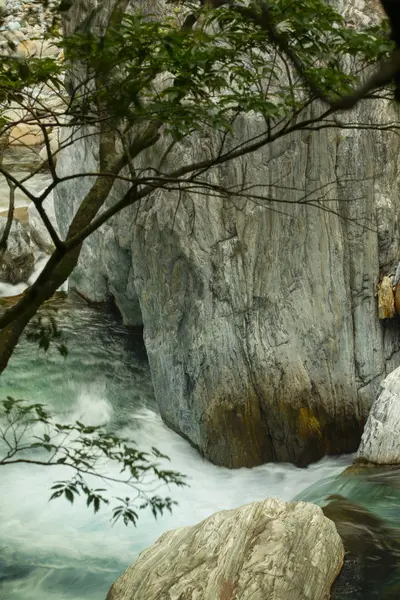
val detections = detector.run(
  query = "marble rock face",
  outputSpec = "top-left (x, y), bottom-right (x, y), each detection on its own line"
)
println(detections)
top-left (106, 498), bottom-right (344, 600)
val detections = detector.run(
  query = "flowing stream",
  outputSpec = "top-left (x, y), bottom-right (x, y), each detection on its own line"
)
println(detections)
top-left (0, 297), bottom-right (353, 600)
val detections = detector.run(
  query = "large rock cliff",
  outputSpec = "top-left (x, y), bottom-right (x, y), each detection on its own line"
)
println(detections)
top-left (55, 0), bottom-right (400, 467)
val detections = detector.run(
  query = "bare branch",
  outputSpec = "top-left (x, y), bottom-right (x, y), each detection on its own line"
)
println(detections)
top-left (0, 178), bottom-right (15, 254)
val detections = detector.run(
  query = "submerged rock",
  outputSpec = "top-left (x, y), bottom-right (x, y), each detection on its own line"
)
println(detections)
top-left (323, 495), bottom-right (400, 599)
top-left (0, 216), bottom-right (34, 283)
top-left (106, 498), bottom-right (343, 600)
top-left (295, 469), bottom-right (400, 599)
top-left (356, 367), bottom-right (400, 465)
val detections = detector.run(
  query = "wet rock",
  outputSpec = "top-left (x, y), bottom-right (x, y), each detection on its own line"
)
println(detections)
top-left (394, 282), bottom-right (400, 314)
top-left (295, 467), bottom-right (400, 599)
top-left (106, 498), bottom-right (344, 600)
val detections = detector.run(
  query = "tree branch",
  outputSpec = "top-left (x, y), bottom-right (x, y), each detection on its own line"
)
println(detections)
top-left (0, 180), bottom-right (15, 253)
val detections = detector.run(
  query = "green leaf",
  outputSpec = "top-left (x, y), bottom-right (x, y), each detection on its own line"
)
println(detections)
top-left (58, 344), bottom-right (69, 358)
top-left (65, 488), bottom-right (74, 504)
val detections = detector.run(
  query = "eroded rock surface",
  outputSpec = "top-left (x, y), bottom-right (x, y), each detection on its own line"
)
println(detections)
top-left (106, 498), bottom-right (344, 600)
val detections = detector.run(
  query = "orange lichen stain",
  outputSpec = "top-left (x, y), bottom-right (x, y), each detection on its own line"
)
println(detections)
top-left (378, 276), bottom-right (395, 319)
top-left (219, 578), bottom-right (237, 600)
top-left (395, 281), bottom-right (400, 314)
top-left (297, 406), bottom-right (322, 440)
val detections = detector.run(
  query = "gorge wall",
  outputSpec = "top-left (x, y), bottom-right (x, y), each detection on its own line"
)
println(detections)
top-left (55, 0), bottom-right (400, 467)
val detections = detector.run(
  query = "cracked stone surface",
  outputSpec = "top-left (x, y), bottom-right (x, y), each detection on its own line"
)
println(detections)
top-left (106, 498), bottom-right (344, 600)
top-left (55, 0), bottom-right (400, 467)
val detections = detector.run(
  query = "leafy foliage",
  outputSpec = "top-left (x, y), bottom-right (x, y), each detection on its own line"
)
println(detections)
top-left (0, 0), bottom-right (390, 139)
top-left (26, 312), bottom-right (68, 357)
top-left (58, 0), bottom-right (392, 138)
top-left (0, 397), bottom-right (186, 526)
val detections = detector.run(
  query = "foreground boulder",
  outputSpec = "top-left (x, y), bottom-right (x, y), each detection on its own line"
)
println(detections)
top-left (356, 366), bottom-right (400, 465)
top-left (0, 217), bottom-right (35, 283)
top-left (106, 498), bottom-right (343, 600)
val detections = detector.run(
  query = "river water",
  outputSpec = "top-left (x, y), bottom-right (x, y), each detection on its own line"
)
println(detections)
top-left (0, 298), bottom-right (354, 600)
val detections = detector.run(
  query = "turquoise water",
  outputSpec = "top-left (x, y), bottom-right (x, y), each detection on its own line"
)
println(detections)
top-left (296, 468), bottom-right (400, 598)
top-left (0, 299), bottom-right (352, 599)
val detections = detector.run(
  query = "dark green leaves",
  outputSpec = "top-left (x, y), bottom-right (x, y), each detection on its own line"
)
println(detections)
top-left (112, 497), bottom-right (140, 526)
top-left (50, 480), bottom-right (80, 503)
top-left (56, 0), bottom-right (389, 139)
top-left (26, 314), bottom-right (68, 358)
top-left (0, 0), bottom-right (391, 144)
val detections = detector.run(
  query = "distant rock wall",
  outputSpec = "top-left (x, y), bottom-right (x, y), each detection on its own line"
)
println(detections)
top-left (55, 0), bottom-right (400, 467)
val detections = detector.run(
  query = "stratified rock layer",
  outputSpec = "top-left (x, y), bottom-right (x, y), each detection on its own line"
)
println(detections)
top-left (106, 498), bottom-right (344, 600)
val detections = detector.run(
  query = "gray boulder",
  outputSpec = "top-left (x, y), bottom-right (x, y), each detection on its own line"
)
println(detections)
top-left (106, 498), bottom-right (344, 600)
top-left (356, 366), bottom-right (400, 465)
top-left (0, 216), bottom-right (34, 284)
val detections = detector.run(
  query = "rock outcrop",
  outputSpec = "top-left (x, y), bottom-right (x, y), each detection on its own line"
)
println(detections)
top-left (0, 216), bottom-right (35, 283)
top-left (106, 498), bottom-right (344, 600)
top-left (356, 366), bottom-right (400, 465)
top-left (54, 0), bottom-right (400, 467)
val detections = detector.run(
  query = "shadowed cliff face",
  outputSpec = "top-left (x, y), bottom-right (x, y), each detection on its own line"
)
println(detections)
top-left (55, 0), bottom-right (400, 467)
